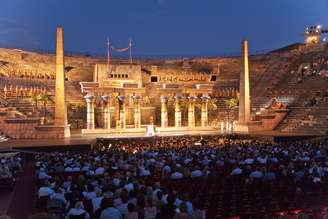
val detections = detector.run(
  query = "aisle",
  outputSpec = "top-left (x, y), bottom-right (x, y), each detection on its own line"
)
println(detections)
top-left (7, 162), bottom-right (36, 219)
top-left (0, 191), bottom-right (13, 215)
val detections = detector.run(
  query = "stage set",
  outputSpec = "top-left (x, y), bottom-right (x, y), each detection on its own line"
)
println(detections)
top-left (0, 27), bottom-right (323, 153)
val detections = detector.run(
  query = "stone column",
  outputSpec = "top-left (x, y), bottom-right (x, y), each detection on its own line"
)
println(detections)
top-left (220, 121), bottom-right (224, 134)
top-left (85, 95), bottom-right (95, 130)
top-left (101, 95), bottom-right (111, 129)
top-left (238, 39), bottom-right (251, 123)
top-left (201, 96), bottom-right (209, 127)
top-left (118, 95), bottom-right (126, 129)
top-left (188, 96), bottom-right (196, 127)
top-left (174, 96), bottom-right (182, 127)
top-left (3, 85), bottom-right (8, 98)
top-left (161, 96), bottom-right (168, 128)
top-left (132, 95), bottom-right (141, 128)
top-left (54, 26), bottom-right (68, 126)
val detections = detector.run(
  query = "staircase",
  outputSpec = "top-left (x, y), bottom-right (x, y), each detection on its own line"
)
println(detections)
top-left (276, 100), bottom-right (328, 135)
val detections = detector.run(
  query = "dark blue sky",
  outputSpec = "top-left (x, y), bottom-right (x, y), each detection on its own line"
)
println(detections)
top-left (0, 0), bottom-right (327, 57)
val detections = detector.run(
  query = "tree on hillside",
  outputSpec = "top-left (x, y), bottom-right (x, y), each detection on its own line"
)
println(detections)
top-left (31, 93), bottom-right (39, 109)
top-left (208, 98), bottom-right (218, 111)
top-left (224, 97), bottom-right (239, 124)
top-left (38, 93), bottom-right (54, 124)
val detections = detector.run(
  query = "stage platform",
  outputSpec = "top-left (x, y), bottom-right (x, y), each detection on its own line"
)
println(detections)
top-left (0, 137), bottom-right (96, 153)
top-left (0, 130), bottom-right (323, 153)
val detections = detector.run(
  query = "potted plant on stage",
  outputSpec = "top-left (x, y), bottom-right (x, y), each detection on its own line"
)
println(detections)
top-left (224, 97), bottom-right (239, 133)
top-left (38, 93), bottom-right (54, 125)
top-left (208, 98), bottom-right (218, 124)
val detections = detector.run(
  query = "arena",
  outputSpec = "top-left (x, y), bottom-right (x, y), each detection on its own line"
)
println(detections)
top-left (1, 2), bottom-right (328, 219)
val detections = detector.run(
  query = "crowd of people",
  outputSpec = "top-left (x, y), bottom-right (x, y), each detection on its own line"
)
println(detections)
top-left (30, 136), bottom-right (328, 218)
top-left (0, 153), bottom-right (22, 190)
top-left (295, 56), bottom-right (328, 83)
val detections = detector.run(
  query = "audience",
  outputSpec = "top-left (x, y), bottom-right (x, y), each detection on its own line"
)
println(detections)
top-left (32, 136), bottom-right (328, 218)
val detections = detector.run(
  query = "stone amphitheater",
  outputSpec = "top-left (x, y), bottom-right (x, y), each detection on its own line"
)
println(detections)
top-left (0, 41), bottom-right (327, 139)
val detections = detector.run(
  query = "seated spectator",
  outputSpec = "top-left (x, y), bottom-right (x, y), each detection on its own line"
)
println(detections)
top-left (92, 190), bottom-right (104, 213)
top-left (231, 166), bottom-right (243, 175)
top-left (38, 181), bottom-right (54, 198)
top-left (83, 184), bottom-right (97, 200)
top-left (249, 168), bottom-right (263, 179)
top-left (65, 201), bottom-right (90, 219)
top-left (50, 186), bottom-right (67, 205)
top-left (174, 202), bottom-right (193, 219)
top-left (191, 168), bottom-right (202, 178)
top-left (100, 198), bottom-right (122, 219)
top-left (171, 171), bottom-right (183, 180)
top-left (37, 167), bottom-right (51, 180)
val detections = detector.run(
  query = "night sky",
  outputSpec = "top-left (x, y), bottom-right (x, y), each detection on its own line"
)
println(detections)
top-left (0, 0), bottom-right (327, 57)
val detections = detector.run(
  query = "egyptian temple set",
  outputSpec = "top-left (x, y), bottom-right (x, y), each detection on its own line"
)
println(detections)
top-left (0, 26), bottom-right (327, 139)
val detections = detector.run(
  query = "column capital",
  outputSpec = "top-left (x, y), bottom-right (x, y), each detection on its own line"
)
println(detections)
top-left (174, 95), bottom-right (182, 101)
top-left (160, 96), bottom-right (168, 102)
top-left (84, 94), bottom-right (94, 103)
top-left (117, 95), bottom-right (125, 102)
top-left (101, 95), bottom-right (110, 102)
top-left (188, 96), bottom-right (197, 102)
top-left (201, 96), bottom-right (210, 102)
top-left (132, 95), bottom-right (141, 101)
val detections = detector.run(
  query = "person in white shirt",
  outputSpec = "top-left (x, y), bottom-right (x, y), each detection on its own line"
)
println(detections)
top-left (95, 166), bottom-right (105, 175)
top-left (38, 168), bottom-right (52, 180)
top-left (72, 166), bottom-right (81, 172)
top-left (244, 158), bottom-right (254, 165)
top-left (50, 187), bottom-right (67, 205)
top-left (171, 171), bottom-right (183, 180)
top-left (113, 177), bottom-right (121, 187)
top-left (64, 166), bottom-right (73, 172)
top-left (152, 183), bottom-right (161, 200)
top-left (124, 181), bottom-right (134, 192)
top-left (191, 169), bottom-right (203, 178)
top-left (116, 196), bottom-right (129, 217)
top-left (65, 201), bottom-right (90, 219)
top-left (231, 167), bottom-right (243, 175)
top-left (81, 163), bottom-right (90, 172)
top-left (38, 181), bottom-right (54, 198)
top-left (63, 176), bottom-right (72, 190)
top-left (139, 167), bottom-right (151, 177)
top-left (92, 190), bottom-right (103, 213)
top-left (257, 156), bottom-right (267, 164)
top-left (249, 169), bottom-right (263, 179)
top-left (83, 184), bottom-right (97, 200)
top-left (163, 165), bottom-right (171, 173)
